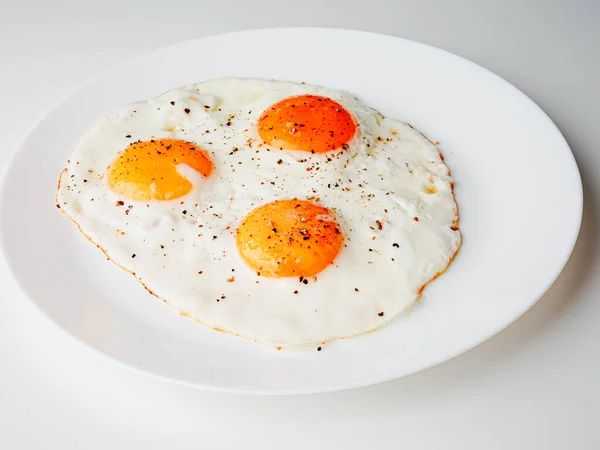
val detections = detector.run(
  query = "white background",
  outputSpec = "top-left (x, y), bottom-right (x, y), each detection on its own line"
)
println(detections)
top-left (1, 0), bottom-right (598, 448)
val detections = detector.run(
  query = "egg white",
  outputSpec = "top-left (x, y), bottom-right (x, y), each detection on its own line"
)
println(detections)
top-left (57, 78), bottom-right (461, 347)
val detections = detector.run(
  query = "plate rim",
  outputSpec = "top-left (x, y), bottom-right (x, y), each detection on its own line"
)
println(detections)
top-left (0, 27), bottom-right (584, 394)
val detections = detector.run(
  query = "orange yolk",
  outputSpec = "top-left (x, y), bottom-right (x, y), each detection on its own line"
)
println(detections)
top-left (236, 199), bottom-right (343, 278)
top-left (107, 138), bottom-right (212, 201)
top-left (257, 95), bottom-right (357, 153)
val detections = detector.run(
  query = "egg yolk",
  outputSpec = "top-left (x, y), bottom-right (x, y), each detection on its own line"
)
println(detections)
top-left (257, 95), bottom-right (357, 153)
top-left (236, 199), bottom-right (343, 278)
top-left (107, 138), bottom-right (213, 201)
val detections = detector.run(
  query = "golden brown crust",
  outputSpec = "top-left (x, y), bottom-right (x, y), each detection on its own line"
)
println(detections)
top-left (415, 128), bottom-right (462, 296)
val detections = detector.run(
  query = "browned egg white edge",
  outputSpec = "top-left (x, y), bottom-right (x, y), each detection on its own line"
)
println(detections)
top-left (56, 122), bottom-right (462, 351)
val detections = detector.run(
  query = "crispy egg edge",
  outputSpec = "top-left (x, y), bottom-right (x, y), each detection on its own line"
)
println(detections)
top-left (55, 125), bottom-right (462, 350)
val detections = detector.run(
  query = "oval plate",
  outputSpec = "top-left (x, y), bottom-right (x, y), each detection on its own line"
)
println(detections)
top-left (0, 28), bottom-right (582, 394)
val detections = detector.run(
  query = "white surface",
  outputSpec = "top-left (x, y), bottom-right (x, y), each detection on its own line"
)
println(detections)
top-left (0, 0), bottom-right (598, 446)
top-left (1, 28), bottom-right (582, 393)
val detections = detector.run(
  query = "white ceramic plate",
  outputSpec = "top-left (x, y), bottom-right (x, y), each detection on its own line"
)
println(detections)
top-left (0, 29), bottom-right (582, 394)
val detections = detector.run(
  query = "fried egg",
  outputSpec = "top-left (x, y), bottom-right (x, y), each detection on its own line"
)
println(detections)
top-left (56, 78), bottom-right (461, 347)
